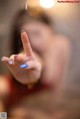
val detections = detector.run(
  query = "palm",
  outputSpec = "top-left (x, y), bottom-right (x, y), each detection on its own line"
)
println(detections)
top-left (2, 31), bottom-right (41, 84)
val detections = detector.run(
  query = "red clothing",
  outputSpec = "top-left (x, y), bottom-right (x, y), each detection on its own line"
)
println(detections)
top-left (2, 75), bottom-right (52, 110)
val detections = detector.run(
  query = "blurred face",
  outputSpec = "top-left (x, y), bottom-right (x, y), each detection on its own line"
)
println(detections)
top-left (22, 21), bottom-right (53, 54)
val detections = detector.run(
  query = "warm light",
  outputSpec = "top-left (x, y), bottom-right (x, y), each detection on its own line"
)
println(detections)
top-left (25, 0), bottom-right (28, 9)
top-left (39, 0), bottom-right (55, 8)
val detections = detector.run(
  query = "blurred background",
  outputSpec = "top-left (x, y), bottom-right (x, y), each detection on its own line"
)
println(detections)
top-left (0, 0), bottom-right (80, 118)
top-left (0, 0), bottom-right (80, 74)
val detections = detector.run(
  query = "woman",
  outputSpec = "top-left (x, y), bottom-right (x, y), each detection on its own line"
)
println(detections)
top-left (1, 7), bottom-right (70, 118)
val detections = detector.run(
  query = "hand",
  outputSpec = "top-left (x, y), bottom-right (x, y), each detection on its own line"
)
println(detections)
top-left (1, 31), bottom-right (42, 84)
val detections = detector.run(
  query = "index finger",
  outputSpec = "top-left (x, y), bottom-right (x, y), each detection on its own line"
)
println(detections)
top-left (21, 30), bottom-right (34, 57)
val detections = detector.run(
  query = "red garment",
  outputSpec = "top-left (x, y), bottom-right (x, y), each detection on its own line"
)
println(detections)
top-left (2, 75), bottom-right (52, 110)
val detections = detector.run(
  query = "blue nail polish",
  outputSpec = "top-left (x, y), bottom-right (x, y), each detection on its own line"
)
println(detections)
top-left (20, 64), bottom-right (28, 68)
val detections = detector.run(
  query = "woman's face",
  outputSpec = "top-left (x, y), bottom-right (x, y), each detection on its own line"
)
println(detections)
top-left (22, 21), bottom-right (53, 54)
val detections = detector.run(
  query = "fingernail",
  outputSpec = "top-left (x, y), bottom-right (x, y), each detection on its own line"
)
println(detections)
top-left (8, 60), bottom-right (13, 64)
top-left (21, 30), bottom-right (25, 33)
top-left (20, 63), bottom-right (28, 68)
top-left (1, 57), bottom-right (4, 61)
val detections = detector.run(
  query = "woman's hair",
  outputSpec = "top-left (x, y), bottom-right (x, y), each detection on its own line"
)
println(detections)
top-left (10, 7), bottom-right (53, 55)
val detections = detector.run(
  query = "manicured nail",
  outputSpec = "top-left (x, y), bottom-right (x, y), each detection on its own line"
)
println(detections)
top-left (8, 60), bottom-right (13, 64)
top-left (20, 63), bottom-right (28, 68)
top-left (1, 57), bottom-right (4, 61)
top-left (21, 30), bottom-right (25, 33)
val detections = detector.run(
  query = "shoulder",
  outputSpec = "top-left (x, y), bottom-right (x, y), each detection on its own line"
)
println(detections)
top-left (52, 35), bottom-right (71, 61)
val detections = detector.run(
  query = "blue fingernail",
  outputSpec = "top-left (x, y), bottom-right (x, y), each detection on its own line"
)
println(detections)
top-left (20, 64), bottom-right (28, 68)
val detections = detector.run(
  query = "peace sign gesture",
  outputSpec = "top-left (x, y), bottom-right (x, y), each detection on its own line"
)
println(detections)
top-left (2, 31), bottom-right (42, 84)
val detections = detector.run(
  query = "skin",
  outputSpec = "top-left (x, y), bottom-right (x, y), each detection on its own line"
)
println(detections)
top-left (1, 21), bottom-right (71, 118)
top-left (22, 21), bottom-right (70, 86)
top-left (1, 21), bottom-right (70, 87)
top-left (2, 31), bottom-right (42, 84)
top-left (0, 76), bottom-right (10, 112)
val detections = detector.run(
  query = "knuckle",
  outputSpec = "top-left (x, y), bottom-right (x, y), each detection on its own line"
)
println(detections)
top-left (36, 62), bottom-right (41, 71)
top-left (10, 54), bottom-right (15, 59)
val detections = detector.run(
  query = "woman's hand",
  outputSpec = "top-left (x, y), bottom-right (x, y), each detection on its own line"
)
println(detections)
top-left (1, 31), bottom-right (42, 84)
